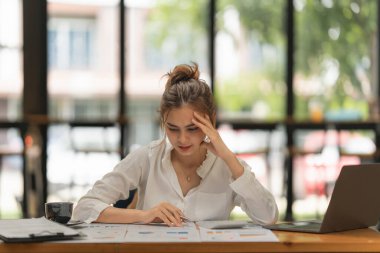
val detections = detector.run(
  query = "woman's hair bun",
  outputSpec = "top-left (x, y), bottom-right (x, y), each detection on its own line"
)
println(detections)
top-left (166, 63), bottom-right (200, 88)
top-left (160, 62), bottom-right (216, 127)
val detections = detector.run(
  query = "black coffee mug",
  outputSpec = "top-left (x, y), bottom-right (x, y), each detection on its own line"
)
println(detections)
top-left (45, 202), bottom-right (73, 224)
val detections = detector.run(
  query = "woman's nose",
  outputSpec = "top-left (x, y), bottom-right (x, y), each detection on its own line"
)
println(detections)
top-left (178, 131), bottom-right (188, 142)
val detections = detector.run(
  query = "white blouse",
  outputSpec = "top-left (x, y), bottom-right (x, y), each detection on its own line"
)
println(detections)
top-left (73, 139), bottom-right (279, 225)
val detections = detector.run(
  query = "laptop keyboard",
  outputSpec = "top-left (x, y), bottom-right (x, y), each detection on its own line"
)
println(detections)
top-left (265, 220), bottom-right (322, 232)
top-left (286, 221), bottom-right (322, 231)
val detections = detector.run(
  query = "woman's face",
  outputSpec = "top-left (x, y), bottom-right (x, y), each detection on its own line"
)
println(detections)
top-left (165, 105), bottom-right (206, 157)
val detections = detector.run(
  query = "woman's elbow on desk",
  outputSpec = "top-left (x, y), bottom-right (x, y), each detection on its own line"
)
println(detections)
top-left (261, 201), bottom-right (279, 225)
top-left (266, 204), bottom-right (279, 225)
top-left (72, 199), bottom-right (109, 223)
top-left (247, 202), bottom-right (279, 226)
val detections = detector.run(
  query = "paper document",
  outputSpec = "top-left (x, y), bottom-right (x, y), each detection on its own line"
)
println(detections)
top-left (0, 219), bottom-right (278, 243)
top-left (0, 217), bottom-right (79, 242)
top-left (199, 226), bottom-right (279, 242)
top-left (63, 223), bottom-right (128, 243)
top-left (125, 222), bottom-right (201, 242)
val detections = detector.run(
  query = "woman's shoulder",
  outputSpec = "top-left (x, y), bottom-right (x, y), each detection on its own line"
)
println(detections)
top-left (148, 139), bottom-right (165, 149)
top-left (126, 139), bottom-right (166, 157)
top-left (115, 139), bottom-right (164, 168)
top-left (147, 138), bottom-right (168, 156)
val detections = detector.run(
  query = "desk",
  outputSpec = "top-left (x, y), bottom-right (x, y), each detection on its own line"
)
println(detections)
top-left (1, 228), bottom-right (380, 253)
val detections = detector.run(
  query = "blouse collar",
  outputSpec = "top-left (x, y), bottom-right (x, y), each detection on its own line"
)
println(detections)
top-left (162, 139), bottom-right (217, 179)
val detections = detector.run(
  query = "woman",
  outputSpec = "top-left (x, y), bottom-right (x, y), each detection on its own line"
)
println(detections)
top-left (73, 63), bottom-right (278, 226)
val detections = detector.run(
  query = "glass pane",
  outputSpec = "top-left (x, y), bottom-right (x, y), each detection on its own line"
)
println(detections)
top-left (218, 124), bottom-right (287, 218)
top-left (125, 0), bottom-right (210, 148)
top-left (47, 125), bottom-right (120, 203)
top-left (47, 0), bottom-right (119, 120)
top-left (47, 0), bottom-right (121, 203)
top-left (0, 0), bottom-right (22, 120)
top-left (215, 0), bottom-right (286, 120)
top-left (293, 129), bottom-right (374, 219)
top-left (0, 128), bottom-right (23, 218)
top-left (220, 126), bottom-right (271, 183)
top-left (294, 0), bottom-right (378, 122)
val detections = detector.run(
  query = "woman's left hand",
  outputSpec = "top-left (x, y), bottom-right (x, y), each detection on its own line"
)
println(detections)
top-left (192, 112), bottom-right (233, 161)
top-left (192, 112), bottom-right (244, 179)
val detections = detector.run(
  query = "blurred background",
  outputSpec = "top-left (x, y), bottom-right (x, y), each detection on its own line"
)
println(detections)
top-left (0, 0), bottom-right (379, 222)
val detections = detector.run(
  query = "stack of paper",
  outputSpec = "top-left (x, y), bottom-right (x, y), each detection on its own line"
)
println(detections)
top-left (0, 217), bottom-right (79, 242)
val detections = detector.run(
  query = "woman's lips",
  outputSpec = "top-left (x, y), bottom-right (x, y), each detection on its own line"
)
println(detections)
top-left (178, 145), bottom-right (191, 151)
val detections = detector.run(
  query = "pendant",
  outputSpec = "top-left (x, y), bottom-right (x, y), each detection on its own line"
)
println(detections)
top-left (186, 176), bottom-right (191, 182)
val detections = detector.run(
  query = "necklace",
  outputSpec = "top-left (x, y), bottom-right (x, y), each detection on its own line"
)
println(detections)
top-left (181, 169), bottom-right (195, 183)
top-left (172, 150), bottom-right (207, 183)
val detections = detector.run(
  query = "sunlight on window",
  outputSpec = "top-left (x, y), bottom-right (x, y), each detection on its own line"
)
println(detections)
top-left (47, 0), bottom-right (119, 121)
top-left (215, 0), bottom-right (286, 121)
top-left (294, 0), bottom-right (377, 122)
top-left (0, 0), bottom-right (22, 120)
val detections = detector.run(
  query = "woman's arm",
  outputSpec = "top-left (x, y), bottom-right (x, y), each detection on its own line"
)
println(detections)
top-left (73, 146), bottom-right (148, 223)
top-left (192, 112), bottom-right (244, 179)
top-left (230, 163), bottom-right (279, 225)
top-left (192, 112), bottom-right (278, 225)
top-left (96, 202), bottom-right (184, 227)
top-left (96, 207), bottom-right (144, 223)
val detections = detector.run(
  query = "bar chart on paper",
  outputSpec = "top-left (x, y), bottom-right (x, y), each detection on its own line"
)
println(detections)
top-left (125, 223), bottom-right (201, 242)
top-left (199, 226), bottom-right (278, 242)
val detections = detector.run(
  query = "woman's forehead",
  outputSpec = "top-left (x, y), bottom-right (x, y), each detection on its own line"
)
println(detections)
top-left (166, 105), bottom-right (202, 123)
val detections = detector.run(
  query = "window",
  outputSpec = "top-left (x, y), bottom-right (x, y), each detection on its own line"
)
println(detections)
top-left (48, 17), bottom-right (95, 69)
top-left (125, 0), bottom-right (210, 148)
top-left (0, 0), bottom-right (22, 120)
top-left (48, 1), bottom-right (119, 121)
top-left (0, 0), bottom-right (23, 219)
top-left (47, 0), bottom-right (120, 203)
top-left (215, 0), bottom-right (286, 120)
top-left (294, 0), bottom-right (378, 122)
top-left (4, 0), bottom-right (380, 221)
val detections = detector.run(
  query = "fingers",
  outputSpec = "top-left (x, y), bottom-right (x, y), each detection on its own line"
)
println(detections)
top-left (192, 113), bottom-right (213, 136)
top-left (160, 205), bottom-right (182, 227)
top-left (193, 112), bottom-right (213, 128)
top-left (193, 112), bottom-right (219, 146)
top-left (147, 202), bottom-right (183, 227)
top-left (192, 112), bottom-right (231, 159)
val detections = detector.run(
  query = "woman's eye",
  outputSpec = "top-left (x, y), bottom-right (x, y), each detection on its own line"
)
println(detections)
top-left (188, 127), bottom-right (199, 132)
top-left (168, 128), bottom-right (178, 132)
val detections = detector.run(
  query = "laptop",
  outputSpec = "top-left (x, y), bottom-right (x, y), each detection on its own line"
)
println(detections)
top-left (265, 163), bottom-right (380, 233)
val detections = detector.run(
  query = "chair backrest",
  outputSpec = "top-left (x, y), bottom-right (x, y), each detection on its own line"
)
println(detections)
top-left (113, 189), bottom-right (137, 208)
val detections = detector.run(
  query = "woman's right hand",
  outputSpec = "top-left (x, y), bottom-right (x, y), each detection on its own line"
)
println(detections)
top-left (140, 202), bottom-right (183, 227)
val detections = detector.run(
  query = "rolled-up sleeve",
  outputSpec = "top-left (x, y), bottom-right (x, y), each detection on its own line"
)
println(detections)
top-left (229, 160), bottom-right (278, 225)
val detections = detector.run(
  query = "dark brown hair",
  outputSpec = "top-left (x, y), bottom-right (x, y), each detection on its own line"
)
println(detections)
top-left (159, 63), bottom-right (216, 127)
